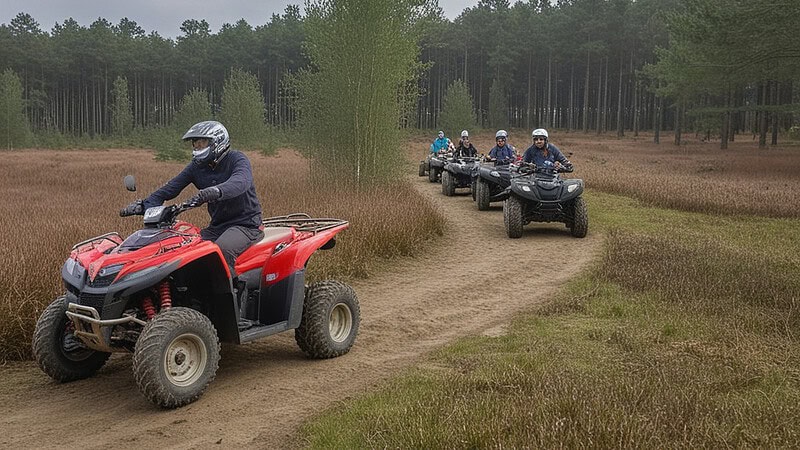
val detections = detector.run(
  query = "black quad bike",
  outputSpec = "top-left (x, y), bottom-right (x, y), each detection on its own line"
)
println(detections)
top-left (32, 176), bottom-right (360, 408)
top-left (503, 163), bottom-right (588, 239)
top-left (425, 152), bottom-right (451, 183)
top-left (442, 156), bottom-right (481, 196)
top-left (472, 162), bottom-right (516, 210)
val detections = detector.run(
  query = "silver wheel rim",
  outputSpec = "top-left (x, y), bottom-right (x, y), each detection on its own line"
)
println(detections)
top-left (329, 303), bottom-right (353, 343)
top-left (164, 333), bottom-right (207, 387)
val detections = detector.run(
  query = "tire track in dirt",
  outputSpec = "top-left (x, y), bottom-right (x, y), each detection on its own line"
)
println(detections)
top-left (0, 172), bottom-right (601, 449)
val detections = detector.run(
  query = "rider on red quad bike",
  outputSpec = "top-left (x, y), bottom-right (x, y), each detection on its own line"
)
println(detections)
top-left (33, 124), bottom-right (361, 409)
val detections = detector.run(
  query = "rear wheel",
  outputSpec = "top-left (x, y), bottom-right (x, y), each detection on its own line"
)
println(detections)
top-left (428, 167), bottom-right (438, 183)
top-left (418, 161), bottom-right (426, 177)
top-left (504, 196), bottom-right (524, 238)
top-left (442, 171), bottom-right (455, 196)
top-left (33, 296), bottom-right (111, 382)
top-left (133, 307), bottom-right (220, 408)
top-left (476, 179), bottom-right (490, 211)
top-left (295, 281), bottom-right (360, 359)
top-left (570, 196), bottom-right (588, 238)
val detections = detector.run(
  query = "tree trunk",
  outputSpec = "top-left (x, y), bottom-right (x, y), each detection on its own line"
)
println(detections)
top-left (771, 80), bottom-right (779, 145)
top-left (546, 54), bottom-right (552, 128)
top-left (582, 50), bottom-right (590, 133)
top-left (633, 82), bottom-right (639, 137)
top-left (602, 57), bottom-right (609, 133)
top-left (616, 56), bottom-right (624, 138)
top-left (526, 52), bottom-right (532, 130)
top-left (674, 101), bottom-right (682, 145)
top-left (595, 60), bottom-right (603, 135)
top-left (654, 95), bottom-right (661, 144)
top-left (568, 63), bottom-right (574, 131)
top-left (759, 82), bottom-right (768, 148)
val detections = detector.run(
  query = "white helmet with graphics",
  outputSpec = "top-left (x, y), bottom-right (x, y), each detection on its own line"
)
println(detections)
top-left (183, 120), bottom-right (231, 165)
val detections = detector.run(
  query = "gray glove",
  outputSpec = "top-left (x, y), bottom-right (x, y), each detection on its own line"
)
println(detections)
top-left (188, 186), bottom-right (221, 206)
top-left (120, 199), bottom-right (144, 217)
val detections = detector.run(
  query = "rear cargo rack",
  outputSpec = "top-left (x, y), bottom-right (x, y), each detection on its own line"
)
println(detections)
top-left (262, 213), bottom-right (349, 234)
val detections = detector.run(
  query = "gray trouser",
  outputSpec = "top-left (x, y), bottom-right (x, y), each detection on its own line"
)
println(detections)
top-left (201, 226), bottom-right (264, 278)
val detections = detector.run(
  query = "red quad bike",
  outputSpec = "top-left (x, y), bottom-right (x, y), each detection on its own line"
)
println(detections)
top-left (32, 175), bottom-right (360, 408)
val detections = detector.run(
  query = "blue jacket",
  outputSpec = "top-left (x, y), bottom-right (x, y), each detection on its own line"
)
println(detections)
top-left (144, 150), bottom-right (263, 235)
top-left (489, 144), bottom-right (515, 165)
top-left (430, 137), bottom-right (450, 154)
top-left (523, 143), bottom-right (572, 169)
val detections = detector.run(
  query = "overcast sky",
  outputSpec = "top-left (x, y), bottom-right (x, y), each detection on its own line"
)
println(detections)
top-left (2, 0), bottom-right (478, 38)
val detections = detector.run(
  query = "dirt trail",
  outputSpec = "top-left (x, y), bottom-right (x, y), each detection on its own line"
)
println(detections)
top-left (0, 172), bottom-right (600, 449)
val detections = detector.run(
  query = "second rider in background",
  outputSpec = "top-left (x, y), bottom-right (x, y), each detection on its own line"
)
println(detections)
top-left (454, 130), bottom-right (478, 158)
top-left (488, 129), bottom-right (516, 165)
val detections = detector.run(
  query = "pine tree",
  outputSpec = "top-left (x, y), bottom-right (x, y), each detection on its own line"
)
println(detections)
top-left (174, 88), bottom-right (212, 134)
top-left (439, 79), bottom-right (478, 141)
top-left (219, 68), bottom-right (267, 150)
top-left (296, 0), bottom-right (425, 185)
top-left (110, 76), bottom-right (133, 137)
top-left (488, 78), bottom-right (507, 129)
top-left (0, 68), bottom-right (32, 149)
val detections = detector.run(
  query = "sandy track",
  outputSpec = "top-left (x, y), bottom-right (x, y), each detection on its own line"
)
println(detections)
top-left (0, 172), bottom-right (600, 449)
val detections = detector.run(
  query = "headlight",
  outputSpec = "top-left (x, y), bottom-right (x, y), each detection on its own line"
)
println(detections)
top-left (567, 184), bottom-right (578, 193)
top-left (98, 263), bottom-right (124, 277)
top-left (490, 171), bottom-right (499, 177)
top-left (117, 265), bottom-right (161, 283)
top-left (522, 185), bottom-right (531, 192)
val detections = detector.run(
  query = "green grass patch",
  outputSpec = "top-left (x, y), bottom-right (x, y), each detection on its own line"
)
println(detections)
top-left (299, 191), bottom-right (800, 448)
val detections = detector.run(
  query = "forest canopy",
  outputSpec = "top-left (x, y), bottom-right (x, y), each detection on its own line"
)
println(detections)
top-left (1, 0), bottom-right (798, 147)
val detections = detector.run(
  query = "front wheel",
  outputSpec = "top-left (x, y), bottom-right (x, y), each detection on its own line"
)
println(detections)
top-left (32, 296), bottom-right (111, 382)
top-left (428, 166), bottom-right (438, 183)
top-left (441, 171), bottom-right (455, 196)
top-left (476, 179), bottom-right (490, 211)
top-left (295, 281), bottom-right (360, 359)
top-left (504, 196), bottom-right (524, 238)
top-left (133, 307), bottom-right (220, 408)
top-left (570, 196), bottom-right (589, 238)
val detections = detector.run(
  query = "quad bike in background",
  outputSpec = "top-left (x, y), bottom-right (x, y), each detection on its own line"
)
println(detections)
top-left (503, 162), bottom-right (588, 239)
top-left (472, 161), bottom-right (517, 210)
top-left (33, 175), bottom-right (360, 408)
top-left (427, 152), bottom-right (452, 183)
top-left (441, 156), bottom-right (481, 196)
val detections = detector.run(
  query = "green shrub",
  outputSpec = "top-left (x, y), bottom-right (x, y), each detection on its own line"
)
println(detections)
top-left (438, 79), bottom-right (477, 141)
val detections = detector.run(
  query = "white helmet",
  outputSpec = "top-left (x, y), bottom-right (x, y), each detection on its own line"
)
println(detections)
top-left (495, 129), bottom-right (508, 140)
top-left (532, 128), bottom-right (549, 140)
top-left (461, 130), bottom-right (469, 138)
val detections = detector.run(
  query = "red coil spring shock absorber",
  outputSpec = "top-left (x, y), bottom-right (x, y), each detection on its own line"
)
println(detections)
top-left (141, 296), bottom-right (156, 320)
top-left (158, 280), bottom-right (172, 310)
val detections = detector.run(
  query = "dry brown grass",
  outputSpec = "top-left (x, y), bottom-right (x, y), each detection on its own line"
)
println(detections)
top-left (0, 148), bottom-right (446, 361)
top-left (558, 132), bottom-right (800, 218)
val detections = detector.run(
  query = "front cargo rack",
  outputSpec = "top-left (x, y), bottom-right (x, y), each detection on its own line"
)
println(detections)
top-left (261, 213), bottom-right (348, 234)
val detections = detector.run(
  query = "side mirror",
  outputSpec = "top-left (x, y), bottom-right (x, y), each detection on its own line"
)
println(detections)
top-left (124, 175), bottom-right (136, 192)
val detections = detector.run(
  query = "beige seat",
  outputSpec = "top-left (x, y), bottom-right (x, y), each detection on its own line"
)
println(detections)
top-left (257, 227), bottom-right (293, 246)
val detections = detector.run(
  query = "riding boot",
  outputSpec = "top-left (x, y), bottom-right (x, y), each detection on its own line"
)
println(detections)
top-left (235, 278), bottom-right (259, 331)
